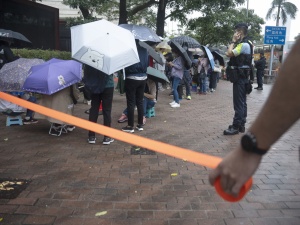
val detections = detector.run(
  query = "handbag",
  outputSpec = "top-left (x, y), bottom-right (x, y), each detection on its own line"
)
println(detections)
top-left (213, 66), bottom-right (222, 73)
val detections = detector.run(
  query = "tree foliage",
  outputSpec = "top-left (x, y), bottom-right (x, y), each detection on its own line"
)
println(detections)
top-left (266, 0), bottom-right (298, 25)
top-left (187, 8), bottom-right (264, 46)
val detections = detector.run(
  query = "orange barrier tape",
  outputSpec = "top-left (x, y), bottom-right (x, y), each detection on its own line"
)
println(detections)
top-left (0, 91), bottom-right (252, 202)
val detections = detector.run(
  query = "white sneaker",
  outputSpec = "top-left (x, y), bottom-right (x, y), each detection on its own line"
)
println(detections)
top-left (171, 103), bottom-right (180, 108)
top-left (169, 101), bottom-right (176, 105)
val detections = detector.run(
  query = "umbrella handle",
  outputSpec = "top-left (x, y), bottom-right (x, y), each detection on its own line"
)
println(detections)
top-left (214, 177), bottom-right (253, 202)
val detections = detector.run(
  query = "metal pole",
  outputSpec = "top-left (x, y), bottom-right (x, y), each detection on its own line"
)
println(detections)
top-left (268, 46), bottom-right (275, 76)
top-left (246, 0), bottom-right (249, 18)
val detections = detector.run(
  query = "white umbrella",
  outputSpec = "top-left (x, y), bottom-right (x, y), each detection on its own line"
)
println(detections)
top-left (71, 19), bottom-right (140, 75)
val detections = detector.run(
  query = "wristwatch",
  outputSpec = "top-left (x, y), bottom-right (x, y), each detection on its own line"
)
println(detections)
top-left (241, 132), bottom-right (268, 155)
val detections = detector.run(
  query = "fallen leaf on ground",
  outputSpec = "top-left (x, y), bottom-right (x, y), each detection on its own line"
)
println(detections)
top-left (95, 211), bottom-right (107, 217)
top-left (171, 173), bottom-right (178, 176)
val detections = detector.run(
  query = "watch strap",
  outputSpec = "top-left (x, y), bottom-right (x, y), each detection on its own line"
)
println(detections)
top-left (242, 132), bottom-right (267, 155)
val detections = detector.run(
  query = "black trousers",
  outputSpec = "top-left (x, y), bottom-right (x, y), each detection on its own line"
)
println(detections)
top-left (232, 78), bottom-right (248, 127)
top-left (88, 87), bottom-right (114, 137)
top-left (256, 69), bottom-right (264, 88)
top-left (125, 79), bottom-right (146, 127)
top-left (209, 72), bottom-right (218, 89)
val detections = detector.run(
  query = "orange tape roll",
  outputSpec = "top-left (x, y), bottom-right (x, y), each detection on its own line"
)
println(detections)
top-left (0, 91), bottom-right (252, 202)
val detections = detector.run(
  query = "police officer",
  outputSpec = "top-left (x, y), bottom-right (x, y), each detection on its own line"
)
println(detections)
top-left (224, 23), bottom-right (253, 135)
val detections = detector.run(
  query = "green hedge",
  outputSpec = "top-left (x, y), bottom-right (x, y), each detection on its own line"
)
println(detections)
top-left (12, 49), bottom-right (72, 61)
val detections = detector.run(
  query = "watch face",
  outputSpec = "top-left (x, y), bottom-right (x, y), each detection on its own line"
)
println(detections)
top-left (242, 134), bottom-right (254, 151)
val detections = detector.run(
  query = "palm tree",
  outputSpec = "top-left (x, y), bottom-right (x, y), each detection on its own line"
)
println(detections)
top-left (266, 0), bottom-right (298, 26)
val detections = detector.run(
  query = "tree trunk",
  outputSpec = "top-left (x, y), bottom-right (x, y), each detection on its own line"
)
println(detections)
top-left (119, 0), bottom-right (128, 25)
top-left (79, 5), bottom-right (91, 19)
top-left (276, 4), bottom-right (281, 26)
top-left (156, 0), bottom-right (167, 37)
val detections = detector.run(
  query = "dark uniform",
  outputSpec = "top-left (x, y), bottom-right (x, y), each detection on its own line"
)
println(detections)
top-left (0, 41), bottom-right (18, 69)
top-left (224, 36), bottom-right (253, 135)
top-left (254, 53), bottom-right (266, 90)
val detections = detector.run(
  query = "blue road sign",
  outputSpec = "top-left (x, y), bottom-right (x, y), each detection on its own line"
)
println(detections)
top-left (264, 26), bottom-right (286, 45)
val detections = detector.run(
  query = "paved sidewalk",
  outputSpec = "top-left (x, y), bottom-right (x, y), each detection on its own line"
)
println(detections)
top-left (0, 80), bottom-right (299, 225)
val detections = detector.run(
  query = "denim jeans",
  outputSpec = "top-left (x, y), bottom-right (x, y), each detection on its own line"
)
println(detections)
top-left (123, 97), bottom-right (155, 117)
top-left (125, 79), bottom-right (146, 127)
top-left (25, 96), bottom-right (37, 118)
top-left (200, 77), bottom-right (207, 93)
top-left (183, 70), bottom-right (191, 96)
top-left (143, 97), bottom-right (155, 115)
top-left (172, 77), bottom-right (181, 103)
top-left (88, 87), bottom-right (114, 137)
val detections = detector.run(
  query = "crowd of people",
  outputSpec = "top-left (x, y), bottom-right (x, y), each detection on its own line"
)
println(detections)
top-left (2, 22), bottom-right (300, 201)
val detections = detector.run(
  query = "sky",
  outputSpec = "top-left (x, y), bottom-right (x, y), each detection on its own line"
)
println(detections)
top-left (166, 0), bottom-right (300, 41)
top-left (241, 0), bottom-right (300, 41)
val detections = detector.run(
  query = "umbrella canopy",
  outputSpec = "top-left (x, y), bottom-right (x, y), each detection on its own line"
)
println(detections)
top-left (0, 29), bottom-right (32, 47)
top-left (169, 41), bottom-right (192, 68)
top-left (212, 51), bottom-right (225, 67)
top-left (170, 36), bottom-right (201, 49)
top-left (201, 46), bottom-right (215, 70)
top-left (138, 41), bottom-right (163, 65)
top-left (0, 58), bottom-right (45, 91)
top-left (155, 41), bottom-right (171, 53)
top-left (71, 19), bottom-right (140, 75)
top-left (22, 58), bottom-right (82, 95)
top-left (119, 24), bottom-right (161, 43)
top-left (147, 67), bottom-right (169, 83)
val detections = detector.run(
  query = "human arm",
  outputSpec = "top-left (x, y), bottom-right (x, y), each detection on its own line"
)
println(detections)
top-left (209, 39), bottom-right (300, 196)
top-left (144, 93), bottom-right (154, 99)
top-left (169, 57), bottom-right (183, 70)
top-left (226, 31), bottom-right (242, 57)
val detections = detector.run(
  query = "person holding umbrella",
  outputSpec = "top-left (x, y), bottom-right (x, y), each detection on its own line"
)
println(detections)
top-left (121, 40), bottom-right (149, 133)
top-left (167, 48), bottom-right (184, 108)
top-left (0, 40), bottom-right (19, 69)
top-left (83, 65), bottom-right (115, 145)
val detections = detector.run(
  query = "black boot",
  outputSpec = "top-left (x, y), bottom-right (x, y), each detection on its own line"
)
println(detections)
top-left (224, 125), bottom-right (239, 135)
top-left (228, 125), bottom-right (245, 133)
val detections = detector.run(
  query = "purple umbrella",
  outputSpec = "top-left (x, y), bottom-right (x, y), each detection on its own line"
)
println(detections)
top-left (22, 58), bottom-right (82, 95)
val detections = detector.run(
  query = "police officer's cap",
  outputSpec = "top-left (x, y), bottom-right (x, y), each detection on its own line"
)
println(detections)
top-left (234, 23), bottom-right (248, 30)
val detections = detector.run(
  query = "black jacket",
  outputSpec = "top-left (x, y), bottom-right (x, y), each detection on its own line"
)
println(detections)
top-left (0, 45), bottom-right (18, 69)
top-left (255, 56), bottom-right (266, 70)
top-left (83, 65), bottom-right (107, 94)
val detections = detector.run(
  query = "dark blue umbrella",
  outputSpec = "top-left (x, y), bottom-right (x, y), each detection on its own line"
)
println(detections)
top-left (170, 36), bottom-right (201, 49)
top-left (0, 29), bottom-right (32, 47)
top-left (169, 41), bottom-right (192, 68)
top-left (201, 46), bottom-right (215, 70)
top-left (119, 24), bottom-right (161, 43)
top-left (22, 58), bottom-right (82, 95)
top-left (212, 51), bottom-right (225, 67)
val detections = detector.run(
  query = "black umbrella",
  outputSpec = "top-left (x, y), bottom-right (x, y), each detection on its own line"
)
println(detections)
top-left (119, 24), bottom-right (161, 43)
top-left (170, 35), bottom-right (201, 49)
top-left (147, 67), bottom-right (170, 83)
top-left (212, 51), bottom-right (225, 67)
top-left (169, 41), bottom-right (192, 68)
top-left (138, 41), bottom-right (163, 65)
top-left (0, 29), bottom-right (32, 47)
